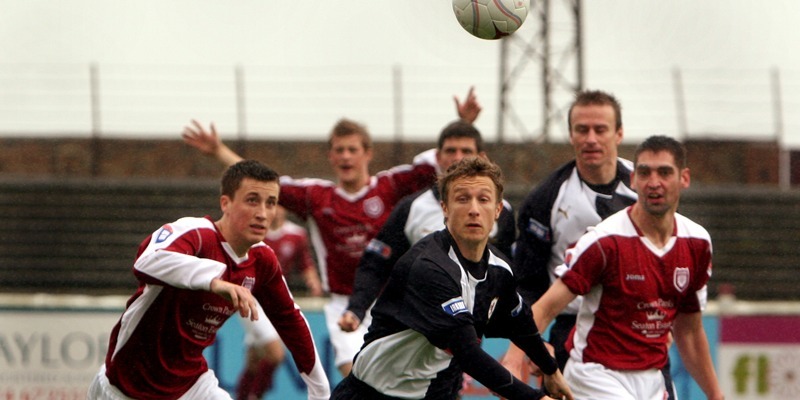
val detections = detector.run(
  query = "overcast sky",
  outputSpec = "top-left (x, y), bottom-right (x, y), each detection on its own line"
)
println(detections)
top-left (2, 0), bottom-right (799, 146)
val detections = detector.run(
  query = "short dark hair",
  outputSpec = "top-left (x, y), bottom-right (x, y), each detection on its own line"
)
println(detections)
top-left (221, 160), bottom-right (280, 198)
top-left (437, 120), bottom-right (484, 152)
top-left (328, 118), bottom-right (372, 151)
top-left (438, 156), bottom-right (504, 203)
top-left (634, 135), bottom-right (687, 168)
top-left (568, 90), bottom-right (623, 131)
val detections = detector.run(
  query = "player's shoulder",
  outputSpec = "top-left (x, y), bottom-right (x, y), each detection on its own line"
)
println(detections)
top-left (398, 186), bottom-right (434, 209)
top-left (279, 175), bottom-right (336, 189)
top-left (487, 246), bottom-right (513, 275)
top-left (522, 160), bottom-right (577, 205)
top-left (675, 212), bottom-right (711, 242)
top-left (249, 241), bottom-right (278, 262)
top-left (617, 157), bottom-right (634, 174)
top-left (162, 216), bottom-right (216, 236)
top-left (591, 208), bottom-right (637, 237)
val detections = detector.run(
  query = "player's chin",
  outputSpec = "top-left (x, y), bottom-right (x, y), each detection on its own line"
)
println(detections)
top-left (248, 228), bottom-right (267, 240)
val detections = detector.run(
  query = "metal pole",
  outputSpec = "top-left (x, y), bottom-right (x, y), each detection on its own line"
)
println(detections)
top-left (498, 38), bottom-right (508, 143)
top-left (541, 0), bottom-right (551, 143)
top-left (672, 67), bottom-right (688, 141)
top-left (772, 67), bottom-right (790, 189)
top-left (235, 64), bottom-right (247, 156)
top-left (392, 64), bottom-right (404, 165)
top-left (89, 63), bottom-right (101, 176)
top-left (575, 0), bottom-right (584, 90)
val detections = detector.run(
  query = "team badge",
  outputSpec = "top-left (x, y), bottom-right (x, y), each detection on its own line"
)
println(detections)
top-left (487, 297), bottom-right (499, 320)
top-left (242, 276), bottom-right (256, 291)
top-left (155, 224), bottom-right (173, 243)
top-left (442, 297), bottom-right (469, 316)
top-left (363, 196), bottom-right (385, 218)
top-left (673, 267), bottom-right (690, 292)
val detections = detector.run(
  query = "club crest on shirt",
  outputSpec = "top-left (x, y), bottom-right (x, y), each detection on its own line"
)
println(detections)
top-left (487, 297), bottom-right (499, 320)
top-left (363, 196), bottom-right (385, 218)
top-left (442, 297), bottom-right (468, 316)
top-left (155, 224), bottom-right (173, 243)
top-left (673, 267), bottom-right (690, 292)
top-left (242, 276), bottom-right (256, 291)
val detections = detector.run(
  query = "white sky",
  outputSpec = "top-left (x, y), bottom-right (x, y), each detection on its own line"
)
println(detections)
top-left (2, 0), bottom-right (800, 146)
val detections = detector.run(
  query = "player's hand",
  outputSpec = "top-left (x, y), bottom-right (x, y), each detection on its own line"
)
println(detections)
top-left (526, 342), bottom-right (556, 377)
top-left (338, 311), bottom-right (361, 332)
top-left (210, 278), bottom-right (259, 320)
top-left (542, 369), bottom-right (573, 400)
top-left (182, 119), bottom-right (221, 156)
top-left (455, 86), bottom-right (482, 124)
top-left (500, 344), bottom-right (528, 381)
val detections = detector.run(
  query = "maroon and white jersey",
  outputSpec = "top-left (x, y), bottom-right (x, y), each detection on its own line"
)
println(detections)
top-left (278, 154), bottom-right (436, 295)
top-left (264, 220), bottom-right (316, 276)
top-left (560, 207), bottom-right (712, 371)
top-left (104, 216), bottom-right (320, 400)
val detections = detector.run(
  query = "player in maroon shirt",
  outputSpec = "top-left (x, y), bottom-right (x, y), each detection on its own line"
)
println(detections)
top-left (183, 89), bottom-right (479, 377)
top-left (87, 160), bottom-right (329, 400)
top-left (236, 205), bottom-right (322, 400)
top-left (532, 136), bottom-right (724, 400)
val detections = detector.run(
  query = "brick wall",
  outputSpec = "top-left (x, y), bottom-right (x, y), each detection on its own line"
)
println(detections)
top-left (0, 137), bottom-right (788, 187)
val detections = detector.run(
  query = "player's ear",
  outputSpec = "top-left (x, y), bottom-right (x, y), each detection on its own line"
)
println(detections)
top-left (680, 167), bottom-right (691, 189)
top-left (220, 195), bottom-right (231, 213)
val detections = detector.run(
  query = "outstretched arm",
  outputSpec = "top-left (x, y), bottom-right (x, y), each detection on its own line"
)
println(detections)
top-left (454, 86), bottom-right (482, 123)
top-left (532, 279), bottom-right (577, 333)
top-left (673, 312), bottom-right (725, 400)
top-left (182, 120), bottom-right (244, 166)
top-left (447, 325), bottom-right (562, 400)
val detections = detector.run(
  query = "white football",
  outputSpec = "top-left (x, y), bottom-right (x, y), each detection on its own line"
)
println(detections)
top-left (452, 0), bottom-right (529, 40)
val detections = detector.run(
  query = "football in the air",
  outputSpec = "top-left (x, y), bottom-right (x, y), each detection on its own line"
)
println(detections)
top-left (452, 0), bottom-right (529, 40)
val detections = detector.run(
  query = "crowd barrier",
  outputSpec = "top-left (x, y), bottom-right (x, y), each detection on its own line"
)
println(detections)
top-left (1, 294), bottom-right (798, 399)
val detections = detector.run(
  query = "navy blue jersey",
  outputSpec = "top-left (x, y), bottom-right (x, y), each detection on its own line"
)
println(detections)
top-left (347, 185), bottom-right (515, 321)
top-left (350, 229), bottom-right (554, 399)
top-left (513, 159), bottom-right (637, 308)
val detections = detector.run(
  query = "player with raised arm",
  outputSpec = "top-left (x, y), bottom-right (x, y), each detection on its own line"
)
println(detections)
top-left (87, 160), bottom-right (329, 400)
top-left (182, 88), bottom-right (481, 378)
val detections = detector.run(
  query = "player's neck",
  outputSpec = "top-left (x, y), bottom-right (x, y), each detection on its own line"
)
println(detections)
top-left (339, 174), bottom-right (370, 193)
top-left (452, 238), bottom-right (487, 262)
top-left (630, 204), bottom-right (674, 248)
top-left (214, 220), bottom-right (251, 257)
top-left (576, 162), bottom-right (617, 186)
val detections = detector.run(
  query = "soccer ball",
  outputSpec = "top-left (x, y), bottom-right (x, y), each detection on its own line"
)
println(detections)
top-left (452, 0), bottom-right (529, 40)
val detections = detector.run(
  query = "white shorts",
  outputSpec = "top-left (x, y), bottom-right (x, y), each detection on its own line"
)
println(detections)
top-left (324, 293), bottom-right (372, 367)
top-left (564, 359), bottom-right (666, 400)
top-left (242, 301), bottom-right (280, 347)
top-left (87, 364), bottom-right (232, 400)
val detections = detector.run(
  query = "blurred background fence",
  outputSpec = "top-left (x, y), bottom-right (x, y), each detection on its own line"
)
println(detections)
top-left (1, 63), bottom-right (799, 147)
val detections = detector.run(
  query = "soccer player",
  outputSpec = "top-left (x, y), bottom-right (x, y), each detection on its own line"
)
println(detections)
top-left (503, 89), bottom-right (638, 372)
top-left (87, 160), bottom-right (329, 400)
top-left (183, 90), bottom-right (479, 377)
top-left (331, 157), bottom-right (572, 400)
top-left (338, 118), bottom-right (516, 333)
top-left (532, 136), bottom-right (725, 400)
top-left (236, 205), bottom-right (322, 400)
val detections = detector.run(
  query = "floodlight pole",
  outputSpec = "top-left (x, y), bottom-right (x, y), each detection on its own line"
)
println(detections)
top-left (497, 0), bottom-right (584, 143)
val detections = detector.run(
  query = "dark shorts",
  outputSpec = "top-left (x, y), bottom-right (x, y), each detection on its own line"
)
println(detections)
top-left (331, 374), bottom-right (404, 400)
